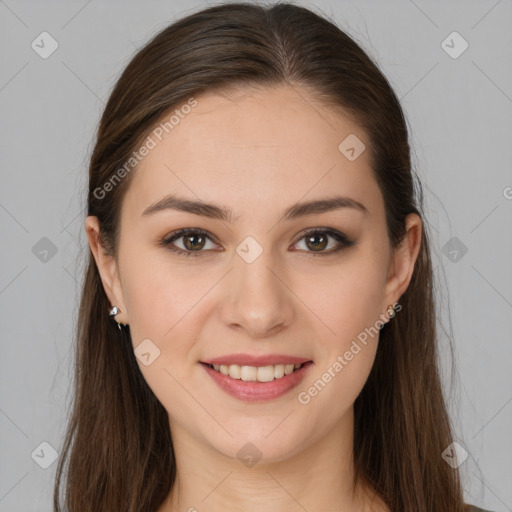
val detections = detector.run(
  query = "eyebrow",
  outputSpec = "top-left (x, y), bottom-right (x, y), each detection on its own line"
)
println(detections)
top-left (141, 194), bottom-right (369, 222)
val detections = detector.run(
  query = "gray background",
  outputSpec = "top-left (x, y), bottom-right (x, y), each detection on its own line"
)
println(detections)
top-left (0, 0), bottom-right (511, 510)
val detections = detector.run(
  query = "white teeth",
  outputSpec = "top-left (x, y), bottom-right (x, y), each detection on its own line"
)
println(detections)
top-left (208, 362), bottom-right (306, 382)
top-left (274, 364), bottom-right (284, 379)
top-left (228, 365), bottom-right (241, 379)
top-left (240, 366), bottom-right (257, 381)
top-left (257, 365), bottom-right (275, 382)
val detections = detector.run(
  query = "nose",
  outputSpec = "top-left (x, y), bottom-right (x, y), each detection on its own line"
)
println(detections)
top-left (219, 250), bottom-right (295, 338)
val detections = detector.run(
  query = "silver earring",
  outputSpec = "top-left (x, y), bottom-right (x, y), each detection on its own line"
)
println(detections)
top-left (109, 306), bottom-right (123, 330)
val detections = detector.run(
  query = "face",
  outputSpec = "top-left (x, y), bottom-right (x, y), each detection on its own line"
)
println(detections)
top-left (87, 84), bottom-right (420, 464)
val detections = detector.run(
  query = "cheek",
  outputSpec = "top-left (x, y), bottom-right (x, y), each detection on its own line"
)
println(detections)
top-left (294, 253), bottom-right (387, 346)
top-left (120, 246), bottom-right (206, 340)
top-left (295, 288), bottom-right (382, 428)
top-left (291, 252), bottom-right (385, 403)
top-left (120, 258), bottom-right (203, 421)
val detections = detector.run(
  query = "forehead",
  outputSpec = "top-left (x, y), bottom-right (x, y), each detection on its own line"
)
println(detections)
top-left (122, 85), bottom-right (382, 221)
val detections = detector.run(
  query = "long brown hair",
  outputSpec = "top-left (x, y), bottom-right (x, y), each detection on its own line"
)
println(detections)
top-left (54, 3), bottom-right (466, 511)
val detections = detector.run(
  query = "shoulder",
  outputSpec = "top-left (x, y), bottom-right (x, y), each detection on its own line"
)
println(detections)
top-left (464, 504), bottom-right (495, 512)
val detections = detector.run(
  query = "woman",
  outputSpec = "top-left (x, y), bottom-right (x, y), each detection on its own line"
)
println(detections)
top-left (53, 3), bottom-right (492, 511)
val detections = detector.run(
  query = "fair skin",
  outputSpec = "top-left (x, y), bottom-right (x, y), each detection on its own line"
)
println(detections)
top-left (86, 85), bottom-right (421, 512)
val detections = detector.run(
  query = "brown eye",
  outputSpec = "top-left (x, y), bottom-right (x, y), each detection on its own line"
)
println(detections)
top-left (183, 233), bottom-right (206, 251)
top-left (293, 228), bottom-right (355, 256)
top-left (161, 227), bottom-right (354, 258)
top-left (305, 232), bottom-right (328, 251)
top-left (161, 228), bottom-right (218, 257)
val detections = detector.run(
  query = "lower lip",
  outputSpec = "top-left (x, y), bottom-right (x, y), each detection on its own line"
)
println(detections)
top-left (200, 362), bottom-right (314, 402)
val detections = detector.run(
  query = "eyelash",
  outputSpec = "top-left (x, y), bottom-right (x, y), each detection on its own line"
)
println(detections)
top-left (159, 228), bottom-right (356, 258)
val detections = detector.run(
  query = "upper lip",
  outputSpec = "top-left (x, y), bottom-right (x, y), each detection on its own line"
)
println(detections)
top-left (201, 354), bottom-right (312, 366)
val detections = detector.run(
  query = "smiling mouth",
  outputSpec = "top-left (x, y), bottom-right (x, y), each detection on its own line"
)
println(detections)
top-left (200, 361), bottom-right (312, 383)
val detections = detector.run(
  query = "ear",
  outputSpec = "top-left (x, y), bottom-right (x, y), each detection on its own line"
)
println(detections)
top-left (85, 216), bottom-right (129, 325)
top-left (382, 213), bottom-right (423, 310)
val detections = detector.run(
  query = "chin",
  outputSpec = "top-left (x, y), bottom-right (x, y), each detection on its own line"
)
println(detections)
top-left (204, 422), bottom-right (310, 466)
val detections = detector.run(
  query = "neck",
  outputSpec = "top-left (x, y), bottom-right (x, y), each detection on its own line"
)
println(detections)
top-left (158, 406), bottom-right (384, 512)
